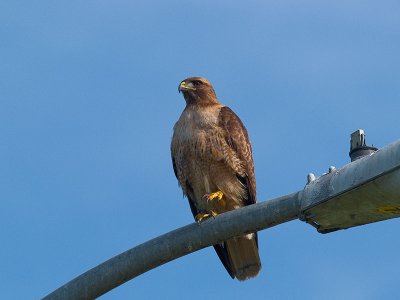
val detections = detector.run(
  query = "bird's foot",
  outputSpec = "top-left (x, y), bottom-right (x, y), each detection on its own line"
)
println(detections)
top-left (203, 191), bottom-right (224, 206)
top-left (195, 210), bottom-right (218, 223)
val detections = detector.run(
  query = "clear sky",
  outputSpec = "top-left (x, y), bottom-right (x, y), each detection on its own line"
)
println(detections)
top-left (1, 1), bottom-right (399, 299)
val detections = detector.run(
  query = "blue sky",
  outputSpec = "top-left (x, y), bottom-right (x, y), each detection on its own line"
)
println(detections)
top-left (1, 1), bottom-right (399, 299)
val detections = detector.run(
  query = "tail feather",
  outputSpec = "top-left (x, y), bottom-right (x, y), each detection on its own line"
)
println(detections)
top-left (215, 233), bottom-right (261, 281)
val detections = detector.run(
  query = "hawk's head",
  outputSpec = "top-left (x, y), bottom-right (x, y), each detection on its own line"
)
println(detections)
top-left (178, 77), bottom-right (219, 106)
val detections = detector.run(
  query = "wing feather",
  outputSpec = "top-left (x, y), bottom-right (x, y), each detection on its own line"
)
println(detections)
top-left (218, 106), bottom-right (256, 205)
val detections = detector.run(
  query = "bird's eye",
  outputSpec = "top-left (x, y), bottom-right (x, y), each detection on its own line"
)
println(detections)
top-left (192, 80), bottom-right (201, 86)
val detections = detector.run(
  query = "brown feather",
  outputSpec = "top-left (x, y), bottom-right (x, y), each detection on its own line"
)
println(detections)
top-left (217, 106), bottom-right (257, 206)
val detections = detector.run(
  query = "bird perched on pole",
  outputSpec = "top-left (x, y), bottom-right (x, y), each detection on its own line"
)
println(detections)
top-left (171, 76), bottom-right (261, 281)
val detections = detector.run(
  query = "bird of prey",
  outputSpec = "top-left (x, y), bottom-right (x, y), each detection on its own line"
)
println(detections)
top-left (171, 76), bottom-right (261, 281)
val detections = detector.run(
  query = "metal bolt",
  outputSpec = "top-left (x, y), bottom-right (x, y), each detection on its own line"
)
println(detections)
top-left (307, 173), bottom-right (316, 184)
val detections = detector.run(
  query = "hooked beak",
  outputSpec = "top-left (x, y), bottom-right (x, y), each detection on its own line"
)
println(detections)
top-left (178, 81), bottom-right (196, 93)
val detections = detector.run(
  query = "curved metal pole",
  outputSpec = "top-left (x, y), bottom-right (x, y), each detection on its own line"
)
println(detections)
top-left (43, 138), bottom-right (400, 300)
top-left (43, 192), bottom-right (302, 300)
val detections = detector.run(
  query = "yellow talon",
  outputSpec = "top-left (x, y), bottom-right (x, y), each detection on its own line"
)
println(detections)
top-left (195, 213), bottom-right (211, 222)
top-left (204, 191), bottom-right (224, 202)
top-left (210, 210), bottom-right (218, 217)
top-left (195, 210), bottom-right (218, 223)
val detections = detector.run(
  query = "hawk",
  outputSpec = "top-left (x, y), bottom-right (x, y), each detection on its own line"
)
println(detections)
top-left (171, 77), bottom-right (261, 281)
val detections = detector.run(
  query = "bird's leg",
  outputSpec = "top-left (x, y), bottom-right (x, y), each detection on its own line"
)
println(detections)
top-left (203, 191), bottom-right (225, 207)
top-left (195, 210), bottom-right (218, 223)
top-left (196, 191), bottom-right (224, 222)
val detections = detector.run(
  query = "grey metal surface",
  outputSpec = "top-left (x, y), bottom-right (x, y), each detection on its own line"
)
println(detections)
top-left (301, 140), bottom-right (400, 233)
top-left (43, 192), bottom-right (302, 300)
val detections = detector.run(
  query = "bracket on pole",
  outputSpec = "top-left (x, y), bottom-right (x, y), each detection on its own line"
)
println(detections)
top-left (349, 129), bottom-right (378, 161)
